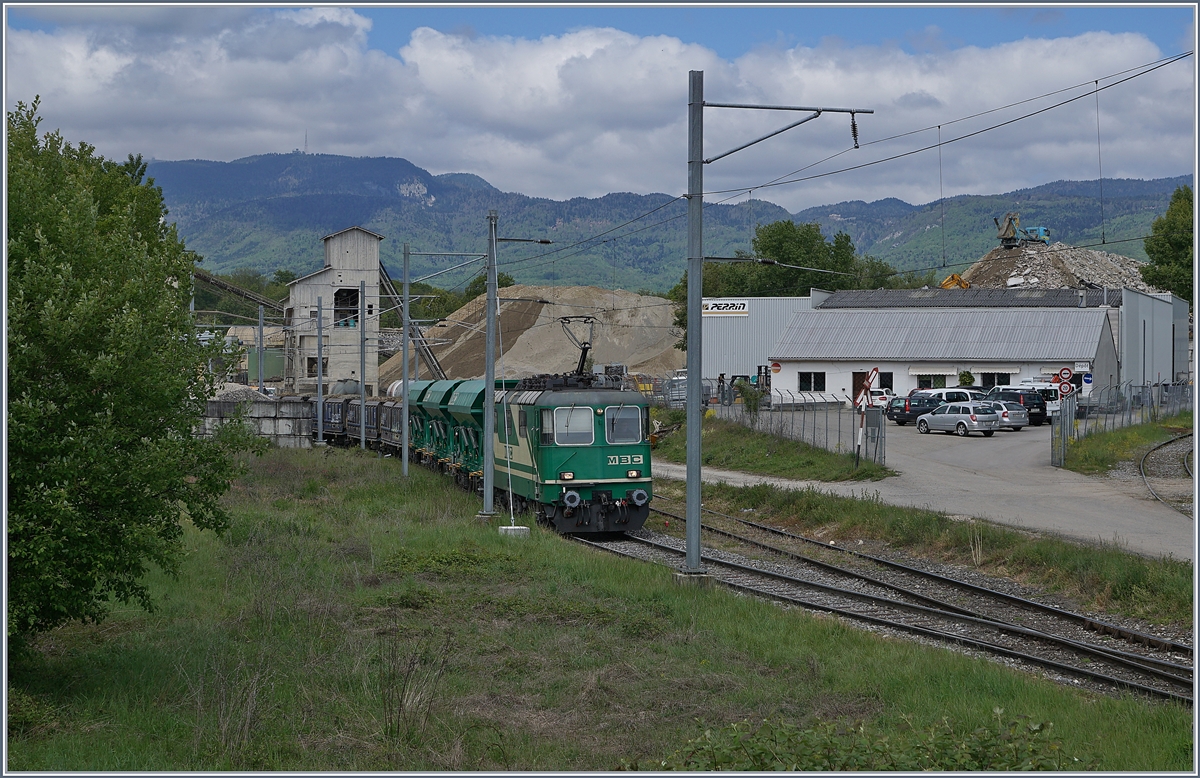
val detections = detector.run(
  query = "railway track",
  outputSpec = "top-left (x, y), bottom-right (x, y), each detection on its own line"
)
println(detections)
top-left (572, 511), bottom-right (1192, 706)
top-left (651, 503), bottom-right (1191, 656)
top-left (1140, 432), bottom-right (1194, 517)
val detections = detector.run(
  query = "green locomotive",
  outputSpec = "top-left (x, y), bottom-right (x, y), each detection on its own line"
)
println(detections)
top-left (324, 319), bottom-right (653, 534)
top-left (491, 373), bottom-right (652, 533)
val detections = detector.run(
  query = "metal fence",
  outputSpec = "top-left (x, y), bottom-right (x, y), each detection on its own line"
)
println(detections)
top-left (1050, 380), bottom-right (1193, 467)
top-left (636, 374), bottom-right (885, 466)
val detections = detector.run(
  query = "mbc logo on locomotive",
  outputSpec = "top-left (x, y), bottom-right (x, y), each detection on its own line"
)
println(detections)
top-left (608, 455), bottom-right (644, 465)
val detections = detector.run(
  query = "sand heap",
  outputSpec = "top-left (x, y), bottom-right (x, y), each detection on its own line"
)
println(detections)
top-left (379, 285), bottom-right (685, 384)
top-left (961, 241), bottom-right (1161, 293)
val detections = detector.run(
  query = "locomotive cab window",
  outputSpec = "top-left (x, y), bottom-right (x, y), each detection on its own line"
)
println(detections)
top-left (605, 405), bottom-right (642, 444)
top-left (518, 409), bottom-right (528, 439)
top-left (553, 407), bottom-right (594, 445)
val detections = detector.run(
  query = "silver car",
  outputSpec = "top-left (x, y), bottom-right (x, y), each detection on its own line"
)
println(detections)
top-left (985, 400), bottom-right (1029, 431)
top-left (916, 402), bottom-right (1001, 437)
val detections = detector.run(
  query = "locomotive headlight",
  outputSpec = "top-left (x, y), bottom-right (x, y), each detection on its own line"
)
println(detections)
top-left (626, 469), bottom-right (641, 478)
top-left (559, 471), bottom-right (575, 481)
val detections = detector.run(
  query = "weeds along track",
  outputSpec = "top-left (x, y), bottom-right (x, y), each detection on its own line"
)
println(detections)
top-left (1139, 432), bottom-right (1194, 517)
top-left (651, 503), bottom-right (1192, 657)
top-left (574, 520), bottom-right (1192, 706)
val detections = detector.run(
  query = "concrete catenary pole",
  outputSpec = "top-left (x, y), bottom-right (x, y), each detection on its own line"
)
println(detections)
top-left (360, 279), bottom-right (366, 450)
top-left (683, 70), bottom-right (706, 575)
top-left (402, 242), bottom-right (411, 477)
top-left (479, 210), bottom-right (500, 518)
top-left (257, 305), bottom-right (265, 393)
top-left (316, 296), bottom-right (324, 445)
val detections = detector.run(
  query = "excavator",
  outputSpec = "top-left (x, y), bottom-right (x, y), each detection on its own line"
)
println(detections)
top-left (994, 212), bottom-right (1050, 249)
top-left (940, 273), bottom-right (970, 289)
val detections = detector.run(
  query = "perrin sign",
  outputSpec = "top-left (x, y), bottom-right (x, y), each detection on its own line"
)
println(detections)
top-left (701, 300), bottom-right (750, 316)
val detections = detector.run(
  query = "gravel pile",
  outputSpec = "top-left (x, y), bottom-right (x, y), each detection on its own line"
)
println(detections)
top-left (380, 284), bottom-right (685, 382)
top-left (962, 242), bottom-right (1161, 293)
top-left (214, 383), bottom-right (268, 403)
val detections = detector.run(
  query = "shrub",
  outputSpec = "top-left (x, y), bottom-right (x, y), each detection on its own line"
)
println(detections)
top-left (636, 710), bottom-right (1091, 771)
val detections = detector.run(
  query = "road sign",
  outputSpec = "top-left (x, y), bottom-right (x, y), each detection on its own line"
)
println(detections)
top-left (1082, 373), bottom-right (1093, 386)
top-left (1058, 367), bottom-right (1074, 382)
top-left (770, 361), bottom-right (781, 374)
top-left (854, 367), bottom-right (880, 408)
top-left (1058, 381), bottom-right (1075, 397)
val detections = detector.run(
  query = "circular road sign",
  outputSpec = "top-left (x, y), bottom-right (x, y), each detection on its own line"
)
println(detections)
top-left (1083, 373), bottom-right (1093, 385)
top-left (1058, 381), bottom-right (1075, 397)
top-left (770, 362), bottom-right (781, 374)
top-left (1058, 366), bottom-right (1074, 382)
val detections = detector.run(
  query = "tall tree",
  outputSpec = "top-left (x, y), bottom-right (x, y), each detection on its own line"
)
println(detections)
top-left (668, 220), bottom-right (930, 349)
top-left (1140, 185), bottom-right (1193, 303)
top-left (7, 99), bottom-right (258, 637)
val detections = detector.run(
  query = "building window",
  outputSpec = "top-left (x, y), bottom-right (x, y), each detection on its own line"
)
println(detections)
top-left (877, 372), bottom-right (894, 391)
top-left (918, 374), bottom-right (947, 389)
top-left (797, 371), bottom-right (826, 392)
top-left (333, 288), bottom-right (359, 326)
top-left (981, 373), bottom-right (1010, 388)
top-left (307, 357), bottom-right (328, 377)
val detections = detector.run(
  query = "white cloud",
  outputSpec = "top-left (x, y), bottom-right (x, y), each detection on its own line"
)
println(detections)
top-left (5, 10), bottom-right (1193, 211)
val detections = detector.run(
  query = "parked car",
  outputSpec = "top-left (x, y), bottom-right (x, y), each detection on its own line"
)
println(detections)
top-left (867, 388), bottom-right (896, 408)
top-left (886, 393), bottom-right (944, 425)
top-left (984, 400), bottom-right (1029, 430)
top-left (983, 388), bottom-right (1047, 426)
top-left (916, 401), bottom-right (1001, 436)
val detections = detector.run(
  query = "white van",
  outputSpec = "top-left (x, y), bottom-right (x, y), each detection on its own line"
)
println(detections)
top-left (1015, 380), bottom-right (1064, 414)
top-left (914, 387), bottom-right (985, 404)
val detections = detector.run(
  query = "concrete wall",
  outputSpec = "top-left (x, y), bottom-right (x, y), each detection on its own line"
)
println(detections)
top-left (200, 396), bottom-right (313, 449)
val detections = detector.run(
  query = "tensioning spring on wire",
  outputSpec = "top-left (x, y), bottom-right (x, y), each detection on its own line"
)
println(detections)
top-left (850, 112), bottom-right (859, 149)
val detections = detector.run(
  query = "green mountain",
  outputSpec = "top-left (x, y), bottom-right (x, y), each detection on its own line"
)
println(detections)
top-left (793, 176), bottom-right (1191, 273)
top-left (146, 152), bottom-right (1189, 293)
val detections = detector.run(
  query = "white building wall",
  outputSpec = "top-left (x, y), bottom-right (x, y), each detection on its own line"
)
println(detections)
top-left (1122, 288), bottom-right (1178, 386)
top-left (773, 357), bottom-right (1114, 405)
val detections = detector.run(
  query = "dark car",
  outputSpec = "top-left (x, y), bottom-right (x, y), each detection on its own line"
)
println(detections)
top-left (984, 389), bottom-right (1047, 426)
top-left (886, 393), bottom-right (944, 425)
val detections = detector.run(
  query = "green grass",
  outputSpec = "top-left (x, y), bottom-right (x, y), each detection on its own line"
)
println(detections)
top-left (653, 412), bottom-right (892, 481)
top-left (1063, 412), bottom-right (1193, 474)
top-left (650, 479), bottom-right (1193, 626)
top-left (7, 447), bottom-right (1192, 770)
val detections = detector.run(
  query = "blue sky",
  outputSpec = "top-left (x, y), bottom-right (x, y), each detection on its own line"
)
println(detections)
top-left (5, 5), bottom-right (1196, 211)
top-left (357, 6), bottom-right (1196, 60)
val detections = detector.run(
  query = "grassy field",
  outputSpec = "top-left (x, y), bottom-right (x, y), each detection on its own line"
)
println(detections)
top-left (1063, 412), bottom-right (1193, 474)
top-left (652, 412), bottom-right (892, 481)
top-left (7, 446), bottom-right (1191, 770)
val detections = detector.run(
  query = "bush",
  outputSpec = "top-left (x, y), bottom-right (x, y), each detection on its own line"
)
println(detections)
top-left (637, 710), bottom-right (1091, 771)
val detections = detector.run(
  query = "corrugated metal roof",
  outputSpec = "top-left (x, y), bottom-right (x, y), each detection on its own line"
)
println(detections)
top-left (816, 288), bottom-right (1124, 309)
top-left (771, 308), bottom-right (1110, 362)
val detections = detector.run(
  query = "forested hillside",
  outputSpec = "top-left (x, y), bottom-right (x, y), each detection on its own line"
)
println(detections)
top-left (147, 152), bottom-right (1188, 294)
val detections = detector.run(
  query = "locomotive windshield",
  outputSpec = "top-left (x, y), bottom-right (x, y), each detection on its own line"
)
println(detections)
top-left (552, 406), bottom-right (594, 445)
top-left (605, 405), bottom-right (642, 444)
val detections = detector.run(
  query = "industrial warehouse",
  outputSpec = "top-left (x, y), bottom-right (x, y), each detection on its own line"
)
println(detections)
top-left (701, 285), bottom-right (1190, 404)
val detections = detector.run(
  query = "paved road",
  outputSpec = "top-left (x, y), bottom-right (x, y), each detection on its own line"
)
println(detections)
top-left (654, 421), bottom-right (1195, 562)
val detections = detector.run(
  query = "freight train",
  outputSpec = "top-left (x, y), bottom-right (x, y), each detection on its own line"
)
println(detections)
top-left (314, 371), bottom-right (653, 534)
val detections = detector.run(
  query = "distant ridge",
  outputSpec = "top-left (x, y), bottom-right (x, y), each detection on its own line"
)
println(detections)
top-left (146, 152), bottom-right (1189, 293)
